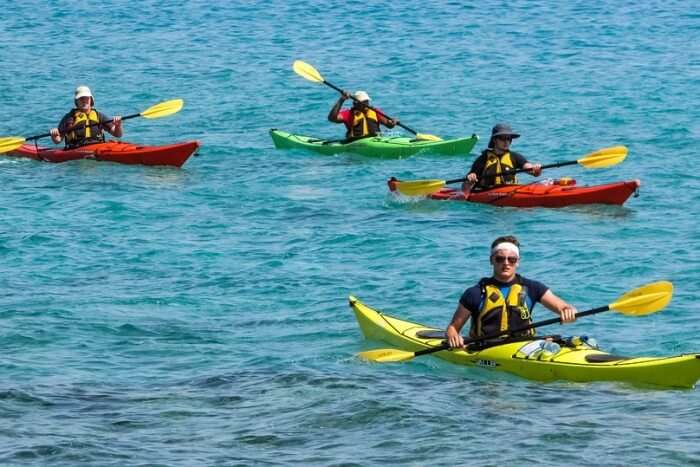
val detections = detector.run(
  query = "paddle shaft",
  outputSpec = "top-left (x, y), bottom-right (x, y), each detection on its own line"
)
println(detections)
top-left (444, 159), bottom-right (579, 185)
top-left (27, 111), bottom-right (140, 142)
top-left (413, 304), bottom-right (610, 358)
top-left (322, 79), bottom-right (420, 136)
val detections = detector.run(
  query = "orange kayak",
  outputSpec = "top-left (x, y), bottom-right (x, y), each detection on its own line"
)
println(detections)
top-left (425, 179), bottom-right (640, 208)
top-left (7, 140), bottom-right (199, 168)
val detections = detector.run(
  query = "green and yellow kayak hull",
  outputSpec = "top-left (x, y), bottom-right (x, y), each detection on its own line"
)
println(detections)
top-left (270, 129), bottom-right (478, 158)
top-left (349, 296), bottom-right (700, 389)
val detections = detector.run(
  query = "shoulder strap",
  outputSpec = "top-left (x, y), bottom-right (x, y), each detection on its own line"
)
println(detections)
top-left (477, 277), bottom-right (492, 292)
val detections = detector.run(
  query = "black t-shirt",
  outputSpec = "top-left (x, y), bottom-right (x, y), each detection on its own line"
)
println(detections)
top-left (468, 149), bottom-right (528, 179)
top-left (459, 275), bottom-right (549, 318)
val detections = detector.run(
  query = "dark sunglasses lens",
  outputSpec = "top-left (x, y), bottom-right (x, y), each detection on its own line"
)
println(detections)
top-left (495, 256), bottom-right (518, 264)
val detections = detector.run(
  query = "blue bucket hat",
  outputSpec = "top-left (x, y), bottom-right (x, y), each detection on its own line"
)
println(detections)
top-left (492, 123), bottom-right (520, 138)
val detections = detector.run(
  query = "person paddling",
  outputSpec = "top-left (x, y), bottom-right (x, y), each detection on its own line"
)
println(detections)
top-left (463, 123), bottom-right (542, 193)
top-left (327, 90), bottom-right (398, 140)
top-left (446, 235), bottom-right (577, 349)
top-left (50, 86), bottom-right (123, 149)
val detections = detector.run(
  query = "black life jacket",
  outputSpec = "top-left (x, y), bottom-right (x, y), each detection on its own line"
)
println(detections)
top-left (479, 149), bottom-right (518, 187)
top-left (65, 109), bottom-right (105, 148)
top-left (348, 108), bottom-right (380, 138)
top-left (469, 275), bottom-right (535, 338)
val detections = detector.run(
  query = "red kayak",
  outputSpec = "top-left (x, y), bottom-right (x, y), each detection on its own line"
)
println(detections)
top-left (7, 140), bottom-right (199, 168)
top-left (392, 178), bottom-right (641, 208)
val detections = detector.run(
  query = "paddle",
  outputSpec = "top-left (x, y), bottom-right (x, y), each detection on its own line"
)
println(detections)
top-left (391, 145), bottom-right (629, 197)
top-left (292, 60), bottom-right (442, 142)
top-left (0, 99), bottom-right (184, 154)
top-left (358, 281), bottom-right (672, 363)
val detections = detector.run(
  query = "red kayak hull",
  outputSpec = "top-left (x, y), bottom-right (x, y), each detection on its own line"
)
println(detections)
top-left (7, 140), bottom-right (199, 167)
top-left (427, 179), bottom-right (641, 208)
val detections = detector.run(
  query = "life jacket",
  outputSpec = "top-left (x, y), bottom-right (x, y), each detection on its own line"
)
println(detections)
top-left (479, 149), bottom-right (517, 187)
top-left (65, 109), bottom-right (105, 148)
top-left (348, 108), bottom-right (380, 138)
top-left (470, 275), bottom-right (535, 338)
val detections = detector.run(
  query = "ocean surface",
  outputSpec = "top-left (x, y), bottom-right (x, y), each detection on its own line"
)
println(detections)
top-left (1, 1), bottom-right (699, 465)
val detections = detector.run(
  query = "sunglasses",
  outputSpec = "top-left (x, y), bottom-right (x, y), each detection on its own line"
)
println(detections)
top-left (493, 255), bottom-right (518, 264)
top-left (496, 135), bottom-right (513, 142)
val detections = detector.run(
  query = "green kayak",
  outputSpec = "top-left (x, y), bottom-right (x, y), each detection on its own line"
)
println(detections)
top-left (269, 129), bottom-right (479, 158)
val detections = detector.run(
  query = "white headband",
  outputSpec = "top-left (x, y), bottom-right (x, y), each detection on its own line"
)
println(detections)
top-left (491, 242), bottom-right (520, 257)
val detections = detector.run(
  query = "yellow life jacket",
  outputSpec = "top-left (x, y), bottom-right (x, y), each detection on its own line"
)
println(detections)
top-left (480, 150), bottom-right (517, 186)
top-left (470, 278), bottom-right (534, 338)
top-left (65, 109), bottom-right (105, 148)
top-left (349, 108), bottom-right (380, 138)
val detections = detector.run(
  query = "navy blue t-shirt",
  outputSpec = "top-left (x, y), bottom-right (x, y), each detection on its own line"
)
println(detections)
top-left (459, 275), bottom-right (549, 318)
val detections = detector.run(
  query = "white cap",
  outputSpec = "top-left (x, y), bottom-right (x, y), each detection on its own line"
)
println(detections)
top-left (353, 90), bottom-right (370, 102)
top-left (74, 85), bottom-right (93, 100)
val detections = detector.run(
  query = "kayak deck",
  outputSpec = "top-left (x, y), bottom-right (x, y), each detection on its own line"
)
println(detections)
top-left (7, 140), bottom-right (199, 167)
top-left (270, 129), bottom-right (478, 158)
top-left (349, 295), bottom-right (700, 388)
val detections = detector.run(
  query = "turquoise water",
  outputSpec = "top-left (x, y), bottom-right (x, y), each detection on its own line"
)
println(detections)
top-left (1, 1), bottom-right (699, 465)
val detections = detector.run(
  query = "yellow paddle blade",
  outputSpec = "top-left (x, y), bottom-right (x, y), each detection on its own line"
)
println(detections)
top-left (578, 145), bottom-right (629, 169)
top-left (415, 133), bottom-right (443, 142)
top-left (140, 99), bottom-right (184, 119)
top-left (293, 60), bottom-right (324, 83)
top-left (0, 136), bottom-right (26, 154)
top-left (610, 281), bottom-right (673, 316)
top-left (357, 348), bottom-right (417, 363)
top-left (393, 179), bottom-right (447, 196)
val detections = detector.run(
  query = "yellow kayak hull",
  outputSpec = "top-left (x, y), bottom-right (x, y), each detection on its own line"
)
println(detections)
top-left (349, 295), bottom-right (700, 389)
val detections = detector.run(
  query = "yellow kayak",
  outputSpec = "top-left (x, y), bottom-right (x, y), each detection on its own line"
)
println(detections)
top-left (349, 295), bottom-right (700, 389)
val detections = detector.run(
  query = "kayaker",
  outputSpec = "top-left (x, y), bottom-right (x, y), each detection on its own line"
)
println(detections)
top-left (328, 90), bottom-right (398, 140)
top-left (463, 123), bottom-right (542, 192)
top-left (49, 86), bottom-right (123, 149)
top-left (446, 235), bottom-right (577, 349)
